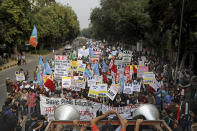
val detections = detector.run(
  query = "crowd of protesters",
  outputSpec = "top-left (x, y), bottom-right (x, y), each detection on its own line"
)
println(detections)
top-left (1, 40), bottom-right (197, 131)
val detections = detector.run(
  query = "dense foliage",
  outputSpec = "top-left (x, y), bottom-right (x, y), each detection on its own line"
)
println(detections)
top-left (0, 0), bottom-right (80, 54)
top-left (84, 0), bottom-right (197, 56)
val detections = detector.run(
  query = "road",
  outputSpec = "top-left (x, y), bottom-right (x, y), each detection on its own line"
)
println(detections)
top-left (0, 49), bottom-right (63, 111)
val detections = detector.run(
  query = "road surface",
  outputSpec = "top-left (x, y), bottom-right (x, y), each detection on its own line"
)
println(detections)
top-left (0, 49), bottom-right (63, 111)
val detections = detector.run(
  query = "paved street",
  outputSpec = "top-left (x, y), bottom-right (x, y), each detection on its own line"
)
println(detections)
top-left (0, 49), bottom-right (63, 111)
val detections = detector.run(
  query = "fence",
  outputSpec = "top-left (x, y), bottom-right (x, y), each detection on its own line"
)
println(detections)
top-left (45, 120), bottom-right (172, 131)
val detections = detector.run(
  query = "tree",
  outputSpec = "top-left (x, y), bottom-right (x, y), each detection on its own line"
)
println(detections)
top-left (0, 0), bottom-right (32, 54)
top-left (90, 0), bottom-right (151, 44)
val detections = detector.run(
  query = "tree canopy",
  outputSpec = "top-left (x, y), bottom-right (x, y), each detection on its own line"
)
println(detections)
top-left (0, 0), bottom-right (79, 54)
top-left (85, 0), bottom-right (197, 56)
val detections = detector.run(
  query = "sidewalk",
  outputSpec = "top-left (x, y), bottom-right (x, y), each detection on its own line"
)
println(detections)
top-left (0, 47), bottom-right (64, 71)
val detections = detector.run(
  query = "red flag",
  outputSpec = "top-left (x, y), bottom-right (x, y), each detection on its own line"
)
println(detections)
top-left (44, 78), bottom-right (55, 91)
top-left (102, 72), bottom-right (108, 83)
top-left (133, 65), bottom-right (137, 74)
top-left (111, 63), bottom-right (117, 74)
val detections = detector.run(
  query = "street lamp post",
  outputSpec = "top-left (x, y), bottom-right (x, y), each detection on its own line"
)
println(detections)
top-left (175, 0), bottom-right (185, 83)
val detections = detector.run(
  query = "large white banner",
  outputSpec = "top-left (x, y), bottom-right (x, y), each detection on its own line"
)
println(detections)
top-left (40, 96), bottom-right (140, 120)
top-left (40, 95), bottom-right (101, 121)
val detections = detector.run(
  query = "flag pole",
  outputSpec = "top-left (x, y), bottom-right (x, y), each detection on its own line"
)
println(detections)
top-left (35, 46), bottom-right (37, 55)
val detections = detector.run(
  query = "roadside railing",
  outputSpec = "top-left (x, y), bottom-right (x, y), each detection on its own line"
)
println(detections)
top-left (45, 120), bottom-right (172, 131)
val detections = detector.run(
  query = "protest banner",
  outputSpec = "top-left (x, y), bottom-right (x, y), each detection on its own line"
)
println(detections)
top-left (40, 95), bottom-right (101, 120)
top-left (132, 80), bottom-right (141, 92)
top-left (87, 76), bottom-right (96, 87)
top-left (98, 83), bottom-right (108, 97)
top-left (123, 83), bottom-right (133, 94)
top-left (78, 48), bottom-right (84, 58)
top-left (101, 104), bottom-right (139, 119)
top-left (62, 77), bottom-right (71, 89)
top-left (124, 66), bottom-right (130, 82)
top-left (77, 64), bottom-right (86, 74)
top-left (122, 57), bottom-right (131, 64)
top-left (77, 80), bottom-right (86, 89)
top-left (141, 56), bottom-right (146, 62)
top-left (143, 72), bottom-right (155, 84)
top-left (138, 61), bottom-right (144, 66)
top-left (78, 48), bottom-right (89, 58)
top-left (54, 55), bottom-right (70, 80)
top-left (123, 50), bottom-right (132, 57)
top-left (137, 66), bottom-right (149, 78)
top-left (115, 73), bottom-right (120, 83)
top-left (15, 71), bottom-right (25, 81)
top-left (114, 60), bottom-right (122, 66)
top-left (94, 75), bottom-right (103, 83)
top-left (106, 84), bottom-right (120, 101)
top-left (70, 61), bottom-right (78, 71)
top-left (149, 79), bottom-right (163, 91)
top-left (88, 84), bottom-right (99, 98)
top-left (55, 55), bottom-right (68, 61)
top-left (72, 77), bottom-right (80, 91)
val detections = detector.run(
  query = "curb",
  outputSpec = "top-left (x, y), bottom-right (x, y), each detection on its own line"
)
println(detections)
top-left (0, 62), bottom-right (18, 71)
top-left (0, 47), bottom-right (64, 71)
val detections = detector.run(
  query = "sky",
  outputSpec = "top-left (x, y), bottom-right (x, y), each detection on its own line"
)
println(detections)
top-left (56, 0), bottom-right (100, 29)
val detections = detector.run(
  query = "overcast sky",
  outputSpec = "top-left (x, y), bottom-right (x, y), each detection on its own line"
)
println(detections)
top-left (56, 0), bottom-right (100, 29)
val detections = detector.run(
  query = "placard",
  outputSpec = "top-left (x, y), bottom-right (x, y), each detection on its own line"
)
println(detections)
top-left (98, 83), bottom-right (108, 97)
top-left (123, 50), bottom-right (132, 57)
top-left (132, 80), bottom-right (141, 92)
top-left (106, 84), bottom-right (120, 101)
top-left (122, 57), bottom-right (131, 64)
top-left (54, 55), bottom-right (70, 80)
top-left (123, 83), bottom-right (133, 94)
top-left (77, 64), bottom-right (86, 74)
top-left (137, 66), bottom-right (149, 78)
top-left (70, 61), bottom-right (78, 70)
top-left (88, 84), bottom-right (99, 98)
top-left (143, 72), bottom-right (155, 84)
top-left (15, 71), bottom-right (25, 81)
top-left (62, 77), bottom-right (71, 89)
top-left (77, 80), bottom-right (86, 89)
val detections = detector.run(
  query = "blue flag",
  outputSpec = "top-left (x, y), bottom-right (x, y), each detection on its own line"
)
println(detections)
top-left (38, 57), bottom-right (44, 71)
top-left (89, 48), bottom-right (94, 58)
top-left (37, 71), bottom-right (44, 86)
top-left (43, 67), bottom-right (46, 76)
top-left (94, 62), bottom-right (100, 75)
top-left (84, 67), bottom-right (91, 77)
top-left (102, 59), bottom-right (108, 73)
top-left (120, 76), bottom-right (125, 93)
top-left (45, 60), bottom-right (52, 75)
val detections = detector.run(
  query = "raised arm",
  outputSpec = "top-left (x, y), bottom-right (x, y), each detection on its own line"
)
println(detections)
top-left (90, 110), bottom-right (113, 125)
top-left (114, 111), bottom-right (128, 131)
top-left (135, 119), bottom-right (143, 131)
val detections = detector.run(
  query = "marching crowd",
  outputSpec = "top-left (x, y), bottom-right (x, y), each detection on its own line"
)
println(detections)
top-left (1, 41), bottom-right (197, 131)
